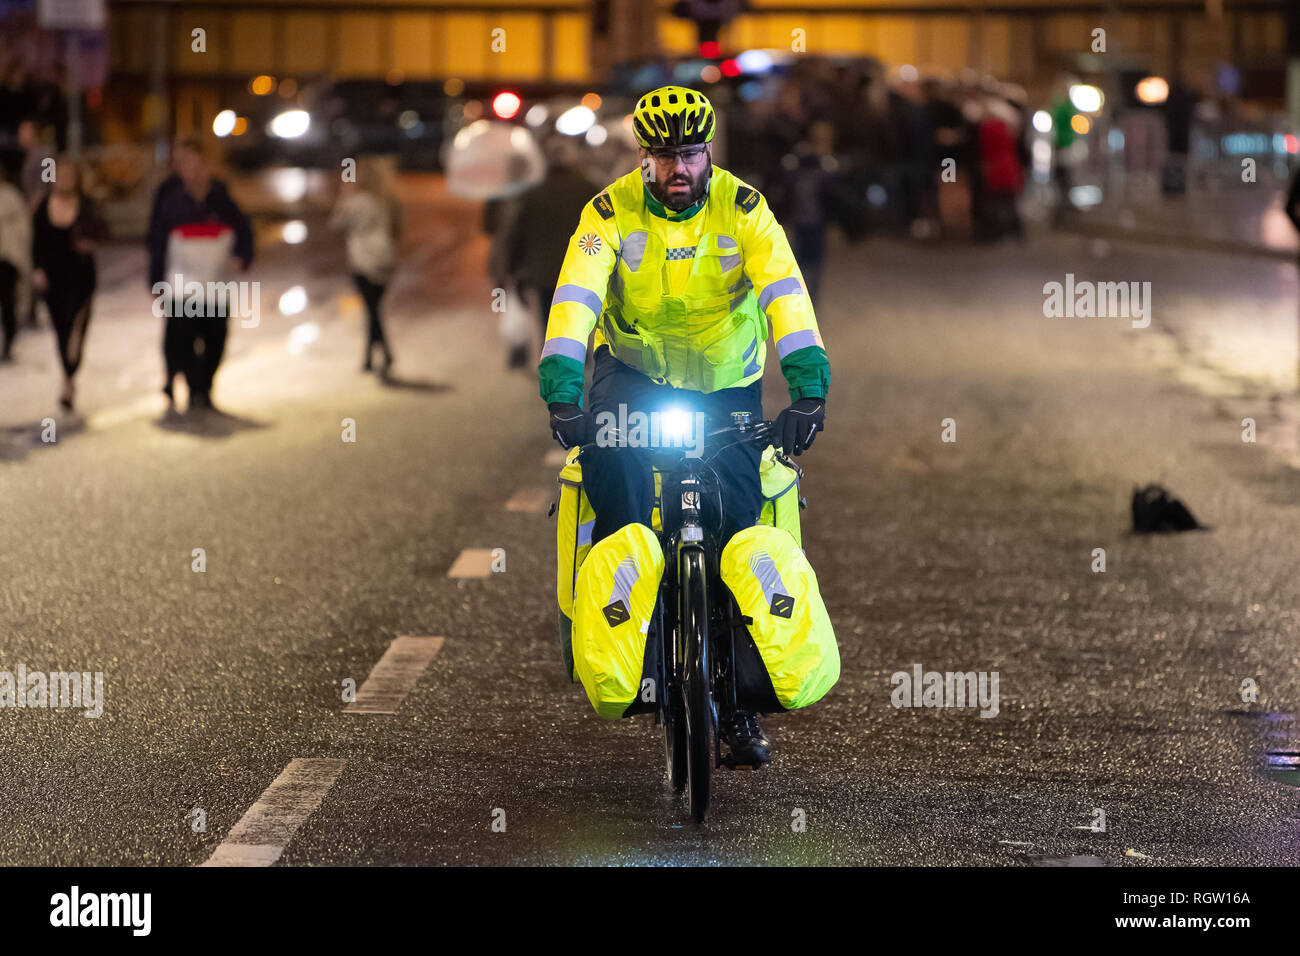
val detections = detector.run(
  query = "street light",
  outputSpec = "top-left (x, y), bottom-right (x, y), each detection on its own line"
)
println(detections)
top-left (1069, 84), bottom-right (1104, 114)
top-left (213, 110), bottom-right (237, 137)
top-left (269, 110), bottom-right (310, 139)
top-left (1135, 76), bottom-right (1170, 105)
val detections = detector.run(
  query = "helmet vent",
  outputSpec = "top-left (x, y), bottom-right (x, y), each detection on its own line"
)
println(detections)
top-left (668, 93), bottom-right (677, 103)
top-left (651, 95), bottom-right (660, 107)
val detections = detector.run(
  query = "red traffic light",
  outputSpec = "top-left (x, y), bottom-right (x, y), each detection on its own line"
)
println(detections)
top-left (699, 40), bottom-right (721, 58)
top-left (492, 91), bottom-right (522, 119)
top-left (720, 58), bottom-right (740, 77)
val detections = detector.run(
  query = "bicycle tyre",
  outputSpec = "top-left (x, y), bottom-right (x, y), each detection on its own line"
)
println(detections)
top-left (680, 547), bottom-right (714, 824)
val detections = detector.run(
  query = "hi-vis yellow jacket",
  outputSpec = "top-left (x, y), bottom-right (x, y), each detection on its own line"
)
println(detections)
top-left (538, 165), bottom-right (829, 406)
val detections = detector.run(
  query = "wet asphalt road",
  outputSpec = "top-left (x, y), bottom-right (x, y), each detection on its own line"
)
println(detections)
top-left (2, 188), bottom-right (1299, 865)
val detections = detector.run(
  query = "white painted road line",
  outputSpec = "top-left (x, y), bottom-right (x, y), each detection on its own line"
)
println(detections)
top-left (544, 448), bottom-right (567, 467)
top-left (447, 548), bottom-right (496, 578)
top-left (201, 758), bottom-right (346, 867)
top-left (344, 635), bottom-right (445, 715)
top-left (505, 487), bottom-right (552, 513)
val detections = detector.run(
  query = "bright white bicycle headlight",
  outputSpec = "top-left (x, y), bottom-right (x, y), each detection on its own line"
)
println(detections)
top-left (658, 407), bottom-right (694, 445)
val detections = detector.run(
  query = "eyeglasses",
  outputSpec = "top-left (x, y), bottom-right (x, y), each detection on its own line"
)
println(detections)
top-left (646, 147), bottom-right (709, 165)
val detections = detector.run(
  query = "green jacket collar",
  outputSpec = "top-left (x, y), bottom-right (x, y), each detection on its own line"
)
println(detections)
top-left (642, 176), bottom-right (710, 222)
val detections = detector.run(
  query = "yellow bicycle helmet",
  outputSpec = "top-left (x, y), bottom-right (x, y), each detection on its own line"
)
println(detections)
top-left (632, 86), bottom-right (716, 149)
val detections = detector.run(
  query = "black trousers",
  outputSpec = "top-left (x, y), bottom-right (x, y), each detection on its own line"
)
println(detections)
top-left (353, 273), bottom-right (390, 357)
top-left (583, 346), bottom-right (763, 547)
top-left (190, 313), bottom-right (227, 401)
top-left (164, 308), bottom-right (227, 402)
top-left (46, 267), bottom-right (95, 378)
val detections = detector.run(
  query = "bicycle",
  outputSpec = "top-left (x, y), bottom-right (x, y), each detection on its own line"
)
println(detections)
top-left (577, 413), bottom-right (804, 823)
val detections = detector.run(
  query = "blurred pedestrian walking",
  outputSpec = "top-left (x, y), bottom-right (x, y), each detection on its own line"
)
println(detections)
top-left (0, 164), bottom-right (31, 361)
top-left (330, 156), bottom-right (401, 375)
top-left (146, 138), bottom-right (253, 413)
top-left (31, 156), bottom-right (103, 411)
top-left (777, 121), bottom-right (837, 302)
top-left (973, 96), bottom-right (1025, 242)
top-left (496, 135), bottom-right (599, 369)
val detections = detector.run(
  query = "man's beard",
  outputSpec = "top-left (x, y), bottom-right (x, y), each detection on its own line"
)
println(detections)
top-left (649, 166), bottom-right (711, 211)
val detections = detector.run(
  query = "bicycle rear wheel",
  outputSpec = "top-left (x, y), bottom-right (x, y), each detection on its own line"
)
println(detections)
top-left (680, 548), bottom-right (714, 823)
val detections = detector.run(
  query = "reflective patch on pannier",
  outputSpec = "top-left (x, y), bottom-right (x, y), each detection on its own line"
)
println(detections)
top-left (720, 525), bottom-right (838, 710)
top-left (572, 523), bottom-right (664, 720)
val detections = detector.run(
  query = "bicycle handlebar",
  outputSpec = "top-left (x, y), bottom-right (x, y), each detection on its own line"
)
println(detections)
top-left (573, 419), bottom-right (802, 477)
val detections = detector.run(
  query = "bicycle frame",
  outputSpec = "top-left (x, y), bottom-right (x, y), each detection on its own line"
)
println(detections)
top-left (576, 416), bottom-right (784, 821)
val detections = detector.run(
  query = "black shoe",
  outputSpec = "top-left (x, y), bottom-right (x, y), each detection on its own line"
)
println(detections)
top-left (719, 711), bottom-right (772, 766)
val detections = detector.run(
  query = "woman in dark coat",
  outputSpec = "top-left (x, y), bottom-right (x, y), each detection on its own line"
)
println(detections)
top-left (32, 156), bottom-right (103, 411)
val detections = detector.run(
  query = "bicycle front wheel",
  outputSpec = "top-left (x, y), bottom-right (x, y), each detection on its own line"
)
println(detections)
top-left (680, 547), bottom-right (714, 824)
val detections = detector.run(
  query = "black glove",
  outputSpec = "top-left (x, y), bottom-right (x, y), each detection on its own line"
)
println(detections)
top-left (775, 398), bottom-right (825, 456)
top-left (548, 402), bottom-right (592, 449)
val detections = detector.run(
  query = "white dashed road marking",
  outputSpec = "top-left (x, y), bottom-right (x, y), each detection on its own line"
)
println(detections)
top-left (201, 758), bottom-right (346, 867)
top-left (447, 548), bottom-right (496, 578)
top-left (344, 635), bottom-right (445, 715)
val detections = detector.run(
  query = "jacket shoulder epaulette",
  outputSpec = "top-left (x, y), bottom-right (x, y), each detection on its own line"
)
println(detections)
top-left (734, 185), bottom-right (760, 213)
top-left (592, 192), bottom-right (616, 221)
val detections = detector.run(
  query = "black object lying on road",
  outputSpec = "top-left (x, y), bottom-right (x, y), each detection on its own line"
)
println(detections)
top-left (1131, 484), bottom-right (1205, 533)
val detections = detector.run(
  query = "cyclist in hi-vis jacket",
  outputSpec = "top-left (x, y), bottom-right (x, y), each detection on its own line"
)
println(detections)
top-left (539, 86), bottom-right (829, 764)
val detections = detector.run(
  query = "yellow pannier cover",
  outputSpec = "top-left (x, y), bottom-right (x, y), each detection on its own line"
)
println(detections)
top-left (720, 525), bottom-right (838, 710)
top-left (572, 522), bottom-right (665, 719)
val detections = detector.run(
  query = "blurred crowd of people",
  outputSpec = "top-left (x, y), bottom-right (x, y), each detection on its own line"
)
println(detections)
top-left (730, 59), bottom-right (1035, 279)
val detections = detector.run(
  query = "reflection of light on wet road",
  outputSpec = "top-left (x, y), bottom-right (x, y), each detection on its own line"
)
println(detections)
top-left (288, 321), bottom-right (318, 355)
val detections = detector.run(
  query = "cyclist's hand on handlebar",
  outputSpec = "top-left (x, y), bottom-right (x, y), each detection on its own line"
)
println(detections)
top-left (548, 402), bottom-right (593, 449)
top-left (775, 398), bottom-right (825, 456)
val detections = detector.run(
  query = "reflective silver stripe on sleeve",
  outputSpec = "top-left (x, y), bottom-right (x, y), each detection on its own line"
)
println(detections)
top-left (540, 336), bottom-right (588, 362)
top-left (759, 276), bottom-right (805, 311)
top-left (775, 329), bottom-right (822, 358)
top-left (718, 235), bottom-right (738, 249)
top-left (551, 284), bottom-right (604, 319)
top-left (718, 253), bottom-right (741, 271)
